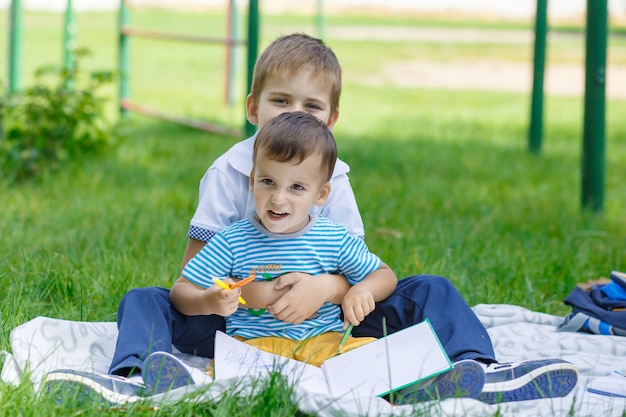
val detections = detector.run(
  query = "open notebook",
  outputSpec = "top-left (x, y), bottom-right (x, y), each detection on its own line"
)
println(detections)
top-left (214, 319), bottom-right (452, 399)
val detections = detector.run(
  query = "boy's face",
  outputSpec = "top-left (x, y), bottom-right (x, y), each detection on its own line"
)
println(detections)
top-left (247, 70), bottom-right (339, 131)
top-left (250, 148), bottom-right (330, 234)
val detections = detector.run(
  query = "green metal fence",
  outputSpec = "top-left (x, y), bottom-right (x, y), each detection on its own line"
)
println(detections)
top-left (528, 0), bottom-right (607, 212)
top-left (6, 0), bottom-right (258, 138)
top-left (118, 0), bottom-right (259, 138)
top-left (5, 0), bottom-right (609, 211)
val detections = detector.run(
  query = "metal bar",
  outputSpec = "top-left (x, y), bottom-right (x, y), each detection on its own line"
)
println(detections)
top-left (121, 99), bottom-right (242, 138)
top-left (245, 0), bottom-right (259, 137)
top-left (119, 0), bottom-right (130, 116)
top-left (63, 0), bottom-right (76, 73)
top-left (8, 0), bottom-right (23, 95)
top-left (63, 0), bottom-right (76, 90)
top-left (316, 0), bottom-right (325, 39)
top-left (116, 0), bottom-right (253, 136)
top-left (120, 27), bottom-right (246, 45)
top-left (528, 0), bottom-right (547, 155)
top-left (581, 0), bottom-right (608, 212)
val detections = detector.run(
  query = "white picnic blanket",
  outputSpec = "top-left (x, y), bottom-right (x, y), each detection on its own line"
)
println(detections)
top-left (2, 303), bottom-right (626, 416)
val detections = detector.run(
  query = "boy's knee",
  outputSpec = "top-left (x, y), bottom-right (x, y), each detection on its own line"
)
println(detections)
top-left (398, 274), bottom-right (452, 291)
top-left (120, 287), bottom-right (170, 308)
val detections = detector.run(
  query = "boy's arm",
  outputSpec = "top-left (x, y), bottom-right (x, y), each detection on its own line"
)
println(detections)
top-left (180, 237), bottom-right (206, 272)
top-left (341, 262), bottom-right (398, 328)
top-left (237, 280), bottom-right (289, 308)
top-left (264, 273), bottom-right (351, 324)
top-left (170, 276), bottom-right (241, 317)
top-left (239, 272), bottom-right (347, 305)
top-left (181, 236), bottom-right (350, 317)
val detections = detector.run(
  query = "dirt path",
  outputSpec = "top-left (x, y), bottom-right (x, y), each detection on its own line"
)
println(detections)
top-left (359, 59), bottom-right (626, 99)
top-left (324, 26), bottom-right (626, 99)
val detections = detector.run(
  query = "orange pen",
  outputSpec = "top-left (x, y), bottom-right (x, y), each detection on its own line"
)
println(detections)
top-left (214, 278), bottom-right (246, 305)
top-left (229, 275), bottom-right (256, 288)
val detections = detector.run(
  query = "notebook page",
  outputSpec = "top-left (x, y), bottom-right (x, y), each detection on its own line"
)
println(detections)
top-left (321, 319), bottom-right (452, 398)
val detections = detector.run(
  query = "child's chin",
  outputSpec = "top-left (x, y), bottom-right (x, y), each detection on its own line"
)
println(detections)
top-left (268, 226), bottom-right (290, 234)
top-left (266, 223), bottom-right (297, 234)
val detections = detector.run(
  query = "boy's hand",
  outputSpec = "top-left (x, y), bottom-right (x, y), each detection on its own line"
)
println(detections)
top-left (341, 287), bottom-right (376, 328)
top-left (170, 276), bottom-right (241, 317)
top-left (268, 272), bottom-right (335, 324)
top-left (208, 279), bottom-right (242, 317)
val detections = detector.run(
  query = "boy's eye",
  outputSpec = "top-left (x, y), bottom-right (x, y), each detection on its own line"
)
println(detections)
top-left (305, 103), bottom-right (322, 111)
top-left (261, 178), bottom-right (274, 185)
top-left (291, 184), bottom-right (305, 191)
top-left (272, 98), bottom-right (288, 105)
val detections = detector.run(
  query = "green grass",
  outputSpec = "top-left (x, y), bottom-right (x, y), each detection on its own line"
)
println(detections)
top-left (1, 8), bottom-right (626, 417)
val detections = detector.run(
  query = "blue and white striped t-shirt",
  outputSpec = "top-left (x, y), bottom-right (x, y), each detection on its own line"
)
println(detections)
top-left (182, 214), bottom-right (382, 340)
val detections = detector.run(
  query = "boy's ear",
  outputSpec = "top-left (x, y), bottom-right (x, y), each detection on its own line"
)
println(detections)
top-left (315, 182), bottom-right (331, 207)
top-left (249, 168), bottom-right (255, 191)
top-left (246, 95), bottom-right (259, 126)
top-left (326, 109), bottom-right (340, 131)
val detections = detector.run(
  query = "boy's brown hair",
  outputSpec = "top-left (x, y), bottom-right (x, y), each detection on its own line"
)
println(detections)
top-left (252, 111), bottom-right (337, 182)
top-left (249, 33), bottom-right (342, 118)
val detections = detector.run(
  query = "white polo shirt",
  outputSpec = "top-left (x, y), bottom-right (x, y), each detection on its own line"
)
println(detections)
top-left (188, 135), bottom-right (365, 241)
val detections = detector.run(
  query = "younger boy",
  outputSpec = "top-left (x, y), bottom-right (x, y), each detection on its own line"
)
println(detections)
top-left (170, 111), bottom-right (397, 366)
top-left (42, 33), bottom-right (578, 406)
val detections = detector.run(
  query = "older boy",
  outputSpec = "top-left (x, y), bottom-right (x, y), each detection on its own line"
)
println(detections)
top-left (146, 111), bottom-right (485, 402)
top-left (43, 33), bottom-right (577, 406)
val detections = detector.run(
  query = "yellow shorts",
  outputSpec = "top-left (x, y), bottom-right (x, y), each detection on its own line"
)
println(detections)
top-left (206, 332), bottom-right (376, 376)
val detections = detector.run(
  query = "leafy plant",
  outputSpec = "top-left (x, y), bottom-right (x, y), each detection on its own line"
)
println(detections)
top-left (0, 48), bottom-right (117, 182)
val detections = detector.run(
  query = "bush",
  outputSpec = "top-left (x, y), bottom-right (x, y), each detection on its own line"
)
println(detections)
top-left (0, 48), bottom-right (117, 182)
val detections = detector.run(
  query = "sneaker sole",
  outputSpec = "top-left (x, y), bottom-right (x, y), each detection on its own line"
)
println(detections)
top-left (143, 352), bottom-right (194, 395)
top-left (483, 361), bottom-right (578, 392)
top-left (42, 373), bottom-right (142, 406)
top-left (394, 360), bottom-right (485, 403)
top-left (479, 367), bottom-right (578, 404)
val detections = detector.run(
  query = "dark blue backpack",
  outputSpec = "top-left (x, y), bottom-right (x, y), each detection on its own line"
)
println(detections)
top-left (558, 271), bottom-right (626, 336)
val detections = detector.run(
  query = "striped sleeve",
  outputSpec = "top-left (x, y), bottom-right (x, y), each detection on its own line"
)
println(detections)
top-left (182, 231), bottom-right (234, 288)
top-left (315, 218), bottom-right (382, 284)
top-left (338, 235), bottom-right (382, 284)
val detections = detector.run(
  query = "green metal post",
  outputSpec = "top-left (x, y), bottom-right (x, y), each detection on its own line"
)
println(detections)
top-left (8, 0), bottom-right (23, 95)
top-left (581, 0), bottom-right (607, 212)
top-left (316, 0), bottom-right (325, 39)
top-left (63, 0), bottom-right (76, 73)
top-left (119, 0), bottom-right (130, 116)
top-left (529, 0), bottom-right (547, 154)
top-left (63, 0), bottom-right (76, 91)
top-left (245, 0), bottom-right (259, 137)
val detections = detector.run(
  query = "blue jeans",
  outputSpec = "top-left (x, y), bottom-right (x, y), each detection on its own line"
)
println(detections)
top-left (109, 275), bottom-right (496, 375)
